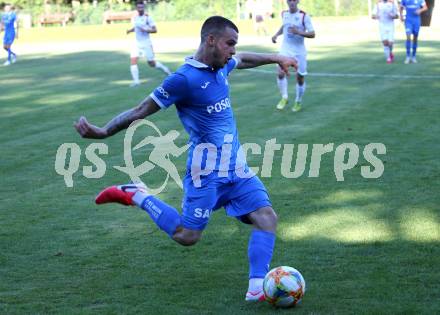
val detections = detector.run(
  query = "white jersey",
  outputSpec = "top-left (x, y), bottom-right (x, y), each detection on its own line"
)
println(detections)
top-left (133, 14), bottom-right (155, 43)
top-left (280, 10), bottom-right (314, 55)
top-left (373, 1), bottom-right (398, 27)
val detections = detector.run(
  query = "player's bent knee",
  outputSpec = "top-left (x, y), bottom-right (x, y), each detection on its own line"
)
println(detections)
top-left (173, 228), bottom-right (202, 246)
top-left (248, 206), bottom-right (278, 232)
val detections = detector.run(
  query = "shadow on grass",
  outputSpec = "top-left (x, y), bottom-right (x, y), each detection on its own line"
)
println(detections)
top-left (0, 43), bottom-right (439, 314)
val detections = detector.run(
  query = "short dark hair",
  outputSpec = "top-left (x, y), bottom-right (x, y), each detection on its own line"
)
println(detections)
top-left (136, 1), bottom-right (144, 6)
top-left (200, 16), bottom-right (239, 42)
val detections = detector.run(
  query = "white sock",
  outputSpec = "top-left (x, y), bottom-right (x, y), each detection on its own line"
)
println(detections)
top-left (384, 46), bottom-right (390, 59)
top-left (248, 278), bottom-right (264, 292)
top-left (132, 190), bottom-right (151, 207)
top-left (130, 64), bottom-right (139, 83)
top-left (277, 77), bottom-right (288, 99)
top-left (155, 61), bottom-right (171, 75)
top-left (296, 82), bottom-right (306, 102)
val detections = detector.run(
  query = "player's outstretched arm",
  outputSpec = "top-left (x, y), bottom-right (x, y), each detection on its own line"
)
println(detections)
top-left (235, 53), bottom-right (297, 75)
top-left (271, 26), bottom-right (283, 43)
top-left (74, 97), bottom-right (161, 139)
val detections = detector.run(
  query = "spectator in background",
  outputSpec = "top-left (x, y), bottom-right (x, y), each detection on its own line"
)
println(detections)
top-left (253, 0), bottom-right (268, 35)
top-left (245, 0), bottom-right (255, 19)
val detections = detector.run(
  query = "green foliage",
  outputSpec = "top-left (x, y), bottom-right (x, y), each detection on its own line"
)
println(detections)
top-left (72, 1), bottom-right (107, 25)
top-left (146, 1), bottom-right (176, 21)
top-left (337, 0), bottom-right (369, 16)
top-left (301, 0), bottom-right (336, 16)
top-left (11, 0), bottom-right (369, 25)
top-left (300, 0), bottom-right (368, 16)
top-left (149, 0), bottom-right (237, 21)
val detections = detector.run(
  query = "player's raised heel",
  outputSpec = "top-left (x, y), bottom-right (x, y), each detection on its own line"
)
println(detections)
top-left (95, 182), bottom-right (147, 206)
top-left (245, 290), bottom-right (266, 302)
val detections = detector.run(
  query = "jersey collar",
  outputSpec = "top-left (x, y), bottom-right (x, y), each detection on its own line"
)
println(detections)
top-left (185, 56), bottom-right (210, 69)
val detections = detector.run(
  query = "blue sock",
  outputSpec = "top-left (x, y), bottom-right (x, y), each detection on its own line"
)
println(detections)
top-left (406, 40), bottom-right (411, 57)
top-left (7, 48), bottom-right (12, 62)
top-left (248, 230), bottom-right (276, 279)
top-left (136, 194), bottom-right (181, 237)
top-left (412, 42), bottom-right (418, 57)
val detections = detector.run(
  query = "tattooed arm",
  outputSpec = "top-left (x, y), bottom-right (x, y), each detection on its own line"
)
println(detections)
top-left (74, 96), bottom-right (161, 139)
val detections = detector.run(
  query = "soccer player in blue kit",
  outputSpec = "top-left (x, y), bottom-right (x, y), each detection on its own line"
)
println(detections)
top-left (1, 3), bottom-right (18, 66)
top-left (399, 0), bottom-right (428, 64)
top-left (75, 16), bottom-right (298, 302)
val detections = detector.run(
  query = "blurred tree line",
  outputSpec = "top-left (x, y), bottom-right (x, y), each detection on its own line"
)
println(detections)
top-left (6, 0), bottom-right (369, 25)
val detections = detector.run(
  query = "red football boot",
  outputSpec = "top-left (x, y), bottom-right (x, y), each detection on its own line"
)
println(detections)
top-left (95, 183), bottom-right (147, 206)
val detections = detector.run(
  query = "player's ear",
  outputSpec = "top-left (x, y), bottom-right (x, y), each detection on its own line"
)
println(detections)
top-left (206, 34), bottom-right (216, 46)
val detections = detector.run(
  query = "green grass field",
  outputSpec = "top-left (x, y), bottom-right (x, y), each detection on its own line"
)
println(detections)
top-left (1, 20), bottom-right (439, 314)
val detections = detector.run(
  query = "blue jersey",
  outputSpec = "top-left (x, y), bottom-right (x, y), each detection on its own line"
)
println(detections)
top-left (151, 57), bottom-right (246, 174)
top-left (401, 0), bottom-right (426, 21)
top-left (2, 11), bottom-right (16, 35)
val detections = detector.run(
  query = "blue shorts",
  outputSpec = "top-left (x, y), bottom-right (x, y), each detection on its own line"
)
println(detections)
top-left (181, 171), bottom-right (272, 230)
top-left (3, 32), bottom-right (15, 45)
top-left (405, 19), bottom-right (421, 36)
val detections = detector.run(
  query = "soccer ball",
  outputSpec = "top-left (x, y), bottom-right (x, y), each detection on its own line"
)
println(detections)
top-left (263, 266), bottom-right (306, 308)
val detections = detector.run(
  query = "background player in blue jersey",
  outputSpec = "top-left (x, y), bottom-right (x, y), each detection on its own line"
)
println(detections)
top-left (1, 3), bottom-right (18, 66)
top-left (75, 16), bottom-right (297, 302)
top-left (399, 0), bottom-right (428, 63)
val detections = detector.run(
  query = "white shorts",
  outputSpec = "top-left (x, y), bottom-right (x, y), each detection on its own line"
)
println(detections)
top-left (279, 50), bottom-right (307, 76)
top-left (131, 40), bottom-right (155, 61)
top-left (379, 25), bottom-right (395, 42)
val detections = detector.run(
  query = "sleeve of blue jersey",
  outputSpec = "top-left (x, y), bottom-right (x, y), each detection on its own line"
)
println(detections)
top-left (150, 73), bottom-right (188, 109)
top-left (226, 57), bottom-right (238, 75)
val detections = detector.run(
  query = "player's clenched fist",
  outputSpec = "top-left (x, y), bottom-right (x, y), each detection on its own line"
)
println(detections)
top-left (74, 116), bottom-right (107, 139)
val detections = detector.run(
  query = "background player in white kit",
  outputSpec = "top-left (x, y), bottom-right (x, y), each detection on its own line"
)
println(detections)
top-left (272, 0), bottom-right (315, 112)
top-left (127, 1), bottom-right (171, 87)
top-left (372, 0), bottom-right (399, 64)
